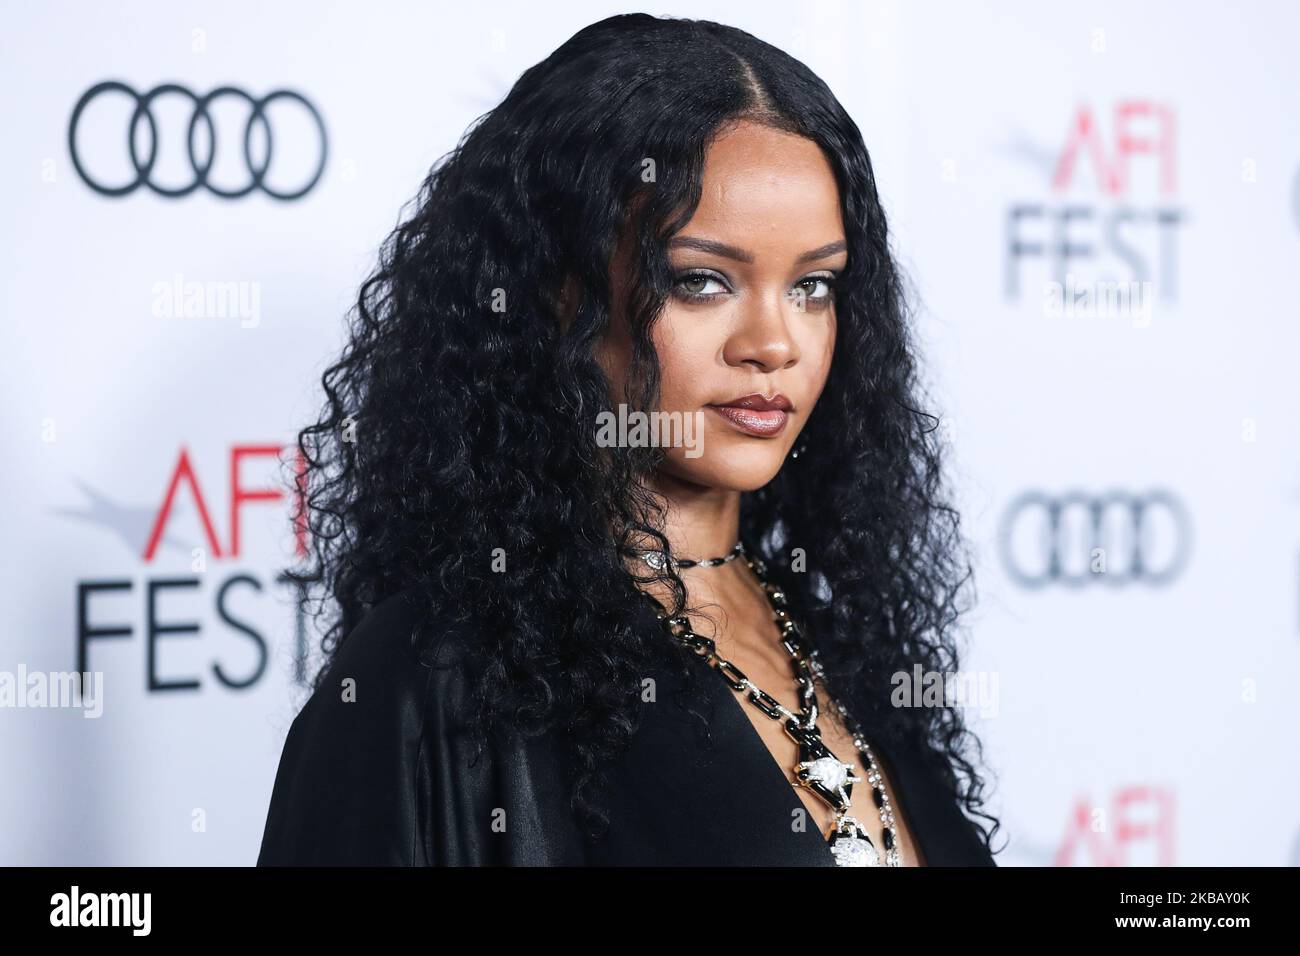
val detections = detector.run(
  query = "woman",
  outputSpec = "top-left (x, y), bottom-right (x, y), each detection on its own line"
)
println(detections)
top-left (258, 12), bottom-right (1001, 867)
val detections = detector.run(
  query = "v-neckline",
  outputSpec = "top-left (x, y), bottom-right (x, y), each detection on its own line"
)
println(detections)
top-left (704, 660), bottom-right (930, 867)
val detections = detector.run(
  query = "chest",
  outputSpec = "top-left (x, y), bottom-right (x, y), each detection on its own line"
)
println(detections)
top-left (735, 681), bottom-right (927, 867)
top-left (581, 646), bottom-right (935, 867)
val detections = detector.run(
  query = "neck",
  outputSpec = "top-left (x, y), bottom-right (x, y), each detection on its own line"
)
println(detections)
top-left (642, 469), bottom-right (742, 560)
top-left (634, 469), bottom-right (775, 658)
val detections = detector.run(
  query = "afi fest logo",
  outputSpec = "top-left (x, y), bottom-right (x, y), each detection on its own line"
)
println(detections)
top-left (75, 444), bottom-right (312, 694)
top-left (1005, 101), bottom-right (1187, 322)
top-left (1056, 785), bottom-right (1176, 866)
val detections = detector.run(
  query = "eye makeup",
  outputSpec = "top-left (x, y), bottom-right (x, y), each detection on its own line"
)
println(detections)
top-left (669, 269), bottom-right (839, 307)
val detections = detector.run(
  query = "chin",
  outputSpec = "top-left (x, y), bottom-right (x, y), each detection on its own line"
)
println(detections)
top-left (660, 443), bottom-right (789, 492)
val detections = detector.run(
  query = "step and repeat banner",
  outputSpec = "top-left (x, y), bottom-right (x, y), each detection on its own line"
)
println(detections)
top-left (2, 0), bottom-right (1297, 865)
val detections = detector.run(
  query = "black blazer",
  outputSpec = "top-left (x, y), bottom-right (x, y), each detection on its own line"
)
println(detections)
top-left (257, 587), bottom-right (996, 866)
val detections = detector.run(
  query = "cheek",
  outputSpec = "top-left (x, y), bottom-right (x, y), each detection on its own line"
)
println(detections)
top-left (651, 311), bottom-right (718, 410)
top-left (814, 322), bottom-right (835, 383)
top-left (794, 317), bottom-right (836, 401)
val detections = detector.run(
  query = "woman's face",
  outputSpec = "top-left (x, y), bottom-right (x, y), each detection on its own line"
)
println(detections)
top-left (598, 119), bottom-right (846, 493)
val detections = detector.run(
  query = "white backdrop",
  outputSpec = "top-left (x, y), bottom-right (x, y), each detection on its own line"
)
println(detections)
top-left (2, 0), bottom-right (1297, 866)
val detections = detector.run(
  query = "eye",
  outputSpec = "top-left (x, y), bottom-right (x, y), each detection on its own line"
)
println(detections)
top-left (796, 275), bottom-right (837, 300)
top-left (672, 270), bottom-right (730, 303)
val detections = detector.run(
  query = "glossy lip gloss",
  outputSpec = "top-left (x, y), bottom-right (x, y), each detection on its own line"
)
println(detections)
top-left (706, 393), bottom-right (792, 437)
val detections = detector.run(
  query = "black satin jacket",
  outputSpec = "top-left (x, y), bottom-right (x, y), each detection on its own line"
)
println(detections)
top-left (256, 587), bottom-right (996, 866)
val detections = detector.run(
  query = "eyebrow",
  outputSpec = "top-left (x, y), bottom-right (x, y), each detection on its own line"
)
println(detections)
top-left (667, 236), bottom-right (848, 265)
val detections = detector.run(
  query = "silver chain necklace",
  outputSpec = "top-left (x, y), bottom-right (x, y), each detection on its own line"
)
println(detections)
top-left (647, 543), bottom-right (902, 867)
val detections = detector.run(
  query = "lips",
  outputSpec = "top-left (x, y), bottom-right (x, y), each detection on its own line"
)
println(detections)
top-left (707, 393), bottom-right (792, 437)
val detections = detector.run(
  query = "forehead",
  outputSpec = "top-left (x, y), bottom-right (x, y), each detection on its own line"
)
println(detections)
top-left (683, 121), bottom-right (844, 246)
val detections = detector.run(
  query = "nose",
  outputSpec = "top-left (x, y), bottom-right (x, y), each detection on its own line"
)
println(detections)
top-left (721, 286), bottom-right (801, 372)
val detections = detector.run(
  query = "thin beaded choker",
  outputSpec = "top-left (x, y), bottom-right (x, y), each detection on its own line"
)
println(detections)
top-left (629, 539), bottom-right (745, 571)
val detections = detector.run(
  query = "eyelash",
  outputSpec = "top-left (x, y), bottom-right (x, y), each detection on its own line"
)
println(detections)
top-left (670, 270), bottom-right (839, 308)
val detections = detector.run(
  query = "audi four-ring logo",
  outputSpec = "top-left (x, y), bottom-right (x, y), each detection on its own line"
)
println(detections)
top-left (998, 490), bottom-right (1192, 588)
top-left (68, 81), bottom-right (327, 200)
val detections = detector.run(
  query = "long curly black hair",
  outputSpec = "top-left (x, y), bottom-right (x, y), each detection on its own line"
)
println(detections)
top-left (286, 12), bottom-right (1002, 855)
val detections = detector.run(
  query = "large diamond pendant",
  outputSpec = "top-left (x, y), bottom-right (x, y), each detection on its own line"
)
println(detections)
top-left (789, 732), bottom-right (860, 812)
top-left (828, 816), bottom-right (879, 867)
